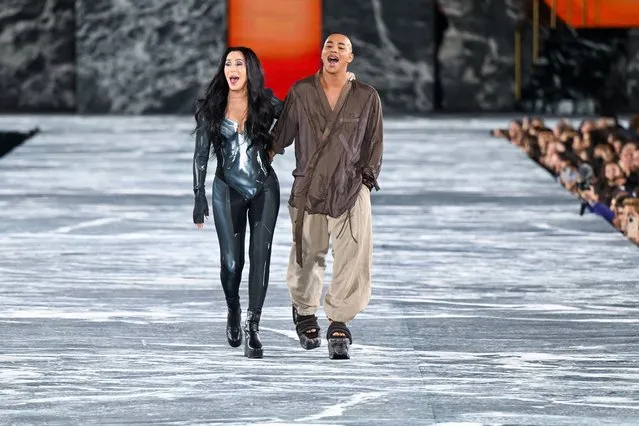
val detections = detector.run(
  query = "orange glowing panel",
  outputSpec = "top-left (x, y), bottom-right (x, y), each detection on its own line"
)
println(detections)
top-left (543, 0), bottom-right (639, 28)
top-left (228, 0), bottom-right (322, 100)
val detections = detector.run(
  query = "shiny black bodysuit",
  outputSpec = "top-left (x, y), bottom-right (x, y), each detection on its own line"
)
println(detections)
top-left (192, 97), bottom-right (283, 318)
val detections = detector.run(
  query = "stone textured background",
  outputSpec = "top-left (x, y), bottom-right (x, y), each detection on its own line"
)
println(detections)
top-left (437, 0), bottom-right (527, 112)
top-left (1, 0), bottom-right (638, 114)
top-left (0, 0), bottom-right (76, 112)
top-left (628, 29), bottom-right (639, 112)
top-left (75, 0), bottom-right (226, 114)
top-left (323, 0), bottom-right (436, 114)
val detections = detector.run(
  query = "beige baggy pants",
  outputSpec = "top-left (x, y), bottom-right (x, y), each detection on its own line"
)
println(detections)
top-left (287, 186), bottom-right (372, 324)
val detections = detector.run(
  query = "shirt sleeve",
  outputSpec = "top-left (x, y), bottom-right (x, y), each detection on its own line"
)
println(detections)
top-left (271, 88), bottom-right (299, 155)
top-left (588, 201), bottom-right (615, 224)
top-left (361, 90), bottom-right (383, 190)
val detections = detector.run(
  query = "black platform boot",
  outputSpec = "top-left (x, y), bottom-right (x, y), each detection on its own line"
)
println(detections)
top-left (244, 310), bottom-right (263, 358)
top-left (226, 299), bottom-right (242, 348)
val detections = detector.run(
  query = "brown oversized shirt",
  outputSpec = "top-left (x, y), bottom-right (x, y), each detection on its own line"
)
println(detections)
top-left (272, 71), bottom-right (384, 265)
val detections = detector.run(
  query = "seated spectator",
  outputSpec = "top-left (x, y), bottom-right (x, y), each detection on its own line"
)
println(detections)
top-left (491, 114), bottom-right (639, 247)
top-left (628, 114), bottom-right (639, 139)
top-left (623, 198), bottom-right (639, 244)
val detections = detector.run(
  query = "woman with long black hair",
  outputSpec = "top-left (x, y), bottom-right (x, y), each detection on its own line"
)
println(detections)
top-left (192, 46), bottom-right (283, 359)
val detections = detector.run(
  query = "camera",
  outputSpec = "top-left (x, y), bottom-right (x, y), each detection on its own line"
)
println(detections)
top-left (576, 163), bottom-right (594, 191)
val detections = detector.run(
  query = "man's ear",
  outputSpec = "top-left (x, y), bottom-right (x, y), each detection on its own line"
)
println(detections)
top-left (347, 52), bottom-right (354, 64)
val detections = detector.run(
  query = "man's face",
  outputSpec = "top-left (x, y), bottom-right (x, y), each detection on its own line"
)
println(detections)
top-left (321, 34), bottom-right (353, 74)
top-left (632, 150), bottom-right (639, 170)
top-left (620, 205), bottom-right (634, 234)
top-left (621, 143), bottom-right (637, 167)
top-left (626, 210), bottom-right (639, 241)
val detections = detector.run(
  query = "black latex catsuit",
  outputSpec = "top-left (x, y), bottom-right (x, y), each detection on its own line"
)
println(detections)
top-left (193, 96), bottom-right (283, 315)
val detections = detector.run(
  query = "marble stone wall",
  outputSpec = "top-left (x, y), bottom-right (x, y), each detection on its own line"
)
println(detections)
top-left (438, 0), bottom-right (526, 112)
top-left (627, 29), bottom-right (639, 112)
top-left (2, 0), bottom-right (637, 115)
top-left (76, 0), bottom-right (226, 114)
top-left (323, 0), bottom-right (436, 114)
top-left (0, 0), bottom-right (76, 112)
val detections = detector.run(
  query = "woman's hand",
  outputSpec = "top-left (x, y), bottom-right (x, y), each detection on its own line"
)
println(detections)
top-left (347, 72), bottom-right (356, 81)
top-left (193, 191), bottom-right (209, 228)
top-left (578, 187), bottom-right (598, 203)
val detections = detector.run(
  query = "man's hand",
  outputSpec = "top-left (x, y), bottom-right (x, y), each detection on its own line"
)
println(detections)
top-left (267, 148), bottom-right (275, 162)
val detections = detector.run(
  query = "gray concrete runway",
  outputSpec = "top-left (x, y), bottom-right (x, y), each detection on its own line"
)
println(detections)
top-left (1, 115), bottom-right (637, 425)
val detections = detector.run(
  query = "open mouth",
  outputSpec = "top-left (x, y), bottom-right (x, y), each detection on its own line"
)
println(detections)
top-left (229, 76), bottom-right (239, 85)
top-left (327, 55), bottom-right (339, 65)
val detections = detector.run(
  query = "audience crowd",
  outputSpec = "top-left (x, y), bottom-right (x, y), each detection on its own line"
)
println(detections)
top-left (492, 115), bottom-right (639, 246)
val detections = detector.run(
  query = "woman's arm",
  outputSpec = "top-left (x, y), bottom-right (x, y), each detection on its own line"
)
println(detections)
top-left (193, 123), bottom-right (212, 194)
top-left (192, 122), bottom-right (211, 226)
top-left (265, 89), bottom-right (284, 120)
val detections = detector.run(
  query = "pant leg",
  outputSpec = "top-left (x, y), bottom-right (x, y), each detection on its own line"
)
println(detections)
top-left (286, 205), bottom-right (330, 316)
top-left (246, 171), bottom-right (280, 313)
top-left (212, 177), bottom-right (248, 304)
top-left (325, 186), bottom-right (373, 323)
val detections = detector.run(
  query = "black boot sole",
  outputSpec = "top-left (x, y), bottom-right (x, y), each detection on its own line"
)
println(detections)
top-left (328, 338), bottom-right (350, 359)
top-left (244, 342), bottom-right (263, 358)
top-left (299, 335), bottom-right (322, 350)
top-left (227, 334), bottom-right (242, 348)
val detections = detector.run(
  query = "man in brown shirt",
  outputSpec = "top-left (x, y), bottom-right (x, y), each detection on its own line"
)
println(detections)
top-left (270, 33), bottom-right (383, 359)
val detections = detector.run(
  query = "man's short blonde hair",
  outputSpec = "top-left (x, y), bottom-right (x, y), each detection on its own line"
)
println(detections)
top-left (622, 197), bottom-right (639, 214)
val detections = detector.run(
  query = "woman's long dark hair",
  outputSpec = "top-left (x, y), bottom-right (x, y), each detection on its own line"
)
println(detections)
top-left (194, 46), bottom-right (274, 154)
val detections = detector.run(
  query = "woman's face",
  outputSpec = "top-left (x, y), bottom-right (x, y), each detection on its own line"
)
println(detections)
top-left (594, 146), bottom-right (611, 161)
top-left (611, 195), bottom-right (626, 214)
top-left (224, 50), bottom-right (247, 92)
top-left (620, 144), bottom-right (637, 166)
top-left (572, 135), bottom-right (582, 150)
top-left (613, 139), bottom-right (623, 154)
top-left (605, 163), bottom-right (622, 181)
top-left (580, 121), bottom-right (593, 133)
top-left (602, 148), bottom-right (615, 162)
top-left (508, 121), bottom-right (521, 138)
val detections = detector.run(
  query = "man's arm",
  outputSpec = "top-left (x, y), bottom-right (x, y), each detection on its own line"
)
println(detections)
top-left (270, 88), bottom-right (299, 155)
top-left (361, 90), bottom-right (383, 191)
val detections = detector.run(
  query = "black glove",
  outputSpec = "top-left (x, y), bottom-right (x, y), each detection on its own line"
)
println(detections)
top-left (193, 190), bottom-right (209, 224)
